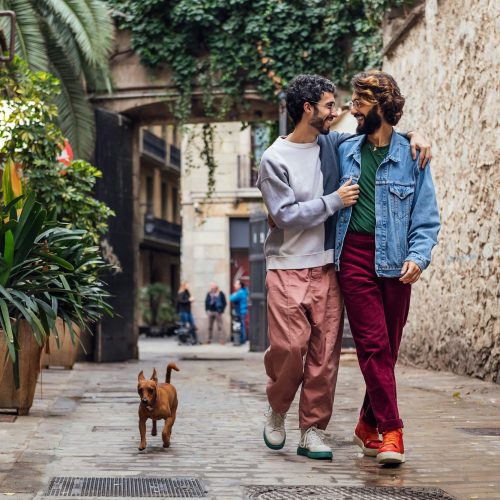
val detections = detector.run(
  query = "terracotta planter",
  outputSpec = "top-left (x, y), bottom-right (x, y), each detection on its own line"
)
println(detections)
top-left (0, 321), bottom-right (43, 415)
top-left (41, 318), bottom-right (80, 369)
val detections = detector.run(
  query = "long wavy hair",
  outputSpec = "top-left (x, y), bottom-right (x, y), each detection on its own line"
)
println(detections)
top-left (352, 70), bottom-right (405, 126)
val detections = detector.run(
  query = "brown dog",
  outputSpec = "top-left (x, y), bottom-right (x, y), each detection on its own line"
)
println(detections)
top-left (137, 362), bottom-right (179, 451)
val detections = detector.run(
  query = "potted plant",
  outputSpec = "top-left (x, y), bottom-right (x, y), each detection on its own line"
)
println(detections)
top-left (0, 188), bottom-right (112, 413)
top-left (139, 282), bottom-right (177, 337)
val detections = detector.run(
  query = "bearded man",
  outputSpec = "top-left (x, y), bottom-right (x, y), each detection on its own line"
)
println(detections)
top-left (335, 71), bottom-right (440, 465)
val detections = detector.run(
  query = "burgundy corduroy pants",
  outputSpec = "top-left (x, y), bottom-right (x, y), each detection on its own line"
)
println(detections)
top-left (339, 232), bottom-right (411, 433)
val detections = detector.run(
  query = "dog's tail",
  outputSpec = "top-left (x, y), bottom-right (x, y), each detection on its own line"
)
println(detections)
top-left (166, 362), bottom-right (180, 384)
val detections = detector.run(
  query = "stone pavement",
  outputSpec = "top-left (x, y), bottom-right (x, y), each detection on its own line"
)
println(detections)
top-left (0, 336), bottom-right (499, 500)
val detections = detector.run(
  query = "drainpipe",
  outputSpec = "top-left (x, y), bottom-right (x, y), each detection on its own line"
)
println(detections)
top-left (278, 90), bottom-right (287, 137)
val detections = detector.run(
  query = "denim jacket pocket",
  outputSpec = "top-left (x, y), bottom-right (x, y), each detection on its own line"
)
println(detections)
top-left (388, 183), bottom-right (414, 221)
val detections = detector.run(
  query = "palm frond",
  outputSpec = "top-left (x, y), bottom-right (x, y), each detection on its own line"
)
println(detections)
top-left (80, 57), bottom-right (112, 93)
top-left (85, 0), bottom-right (114, 91)
top-left (6, 0), bottom-right (48, 71)
top-left (87, 0), bottom-right (114, 57)
top-left (48, 41), bottom-right (95, 159)
top-left (37, 6), bottom-right (83, 75)
top-left (37, 0), bottom-right (112, 68)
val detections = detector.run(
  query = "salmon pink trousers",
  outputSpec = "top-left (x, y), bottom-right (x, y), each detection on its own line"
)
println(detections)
top-left (264, 264), bottom-right (344, 430)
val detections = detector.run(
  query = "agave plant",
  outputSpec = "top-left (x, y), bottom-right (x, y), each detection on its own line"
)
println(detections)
top-left (0, 190), bottom-right (112, 369)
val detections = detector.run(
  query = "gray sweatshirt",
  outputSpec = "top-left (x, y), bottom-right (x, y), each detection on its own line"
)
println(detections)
top-left (256, 133), bottom-right (350, 269)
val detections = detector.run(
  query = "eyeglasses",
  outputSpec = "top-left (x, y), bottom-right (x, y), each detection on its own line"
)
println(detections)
top-left (348, 99), bottom-right (362, 110)
top-left (309, 101), bottom-right (336, 111)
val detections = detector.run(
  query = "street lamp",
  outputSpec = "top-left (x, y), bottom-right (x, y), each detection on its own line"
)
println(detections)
top-left (144, 212), bottom-right (155, 235)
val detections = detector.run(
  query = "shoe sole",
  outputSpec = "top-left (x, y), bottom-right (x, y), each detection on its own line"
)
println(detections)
top-left (377, 451), bottom-right (405, 464)
top-left (353, 434), bottom-right (379, 457)
top-left (263, 430), bottom-right (285, 450)
top-left (297, 446), bottom-right (332, 460)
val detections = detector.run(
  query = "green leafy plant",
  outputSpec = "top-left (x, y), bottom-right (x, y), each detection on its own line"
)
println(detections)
top-left (0, 56), bottom-right (114, 245)
top-left (140, 282), bottom-right (177, 329)
top-left (0, 192), bottom-right (112, 377)
top-left (26, 159), bottom-right (115, 245)
top-left (108, 0), bottom-right (412, 190)
top-left (0, 56), bottom-right (63, 167)
top-left (0, 55), bottom-right (113, 383)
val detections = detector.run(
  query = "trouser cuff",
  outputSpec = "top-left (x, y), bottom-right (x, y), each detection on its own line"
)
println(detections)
top-left (378, 418), bottom-right (404, 433)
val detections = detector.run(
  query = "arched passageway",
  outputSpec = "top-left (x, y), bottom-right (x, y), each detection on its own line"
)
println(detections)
top-left (90, 29), bottom-right (281, 361)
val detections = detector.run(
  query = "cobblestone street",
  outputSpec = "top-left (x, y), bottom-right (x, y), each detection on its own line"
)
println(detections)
top-left (1, 337), bottom-right (499, 500)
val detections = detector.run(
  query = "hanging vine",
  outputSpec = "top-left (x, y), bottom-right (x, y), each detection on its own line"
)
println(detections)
top-left (108, 0), bottom-right (412, 191)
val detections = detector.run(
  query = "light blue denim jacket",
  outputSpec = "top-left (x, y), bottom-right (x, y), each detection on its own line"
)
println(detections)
top-left (334, 132), bottom-right (440, 277)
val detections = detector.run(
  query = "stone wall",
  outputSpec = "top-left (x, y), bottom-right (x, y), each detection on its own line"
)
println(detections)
top-left (383, 0), bottom-right (499, 381)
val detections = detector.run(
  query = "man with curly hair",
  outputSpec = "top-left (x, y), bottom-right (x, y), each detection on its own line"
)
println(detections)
top-left (335, 71), bottom-right (440, 465)
top-left (256, 74), bottom-right (432, 460)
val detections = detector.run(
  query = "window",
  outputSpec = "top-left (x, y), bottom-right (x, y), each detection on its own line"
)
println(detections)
top-left (161, 181), bottom-right (168, 220)
top-left (172, 187), bottom-right (178, 221)
top-left (146, 176), bottom-right (154, 214)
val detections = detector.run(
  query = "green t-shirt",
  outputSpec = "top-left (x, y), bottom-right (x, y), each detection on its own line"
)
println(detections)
top-left (348, 141), bottom-right (390, 234)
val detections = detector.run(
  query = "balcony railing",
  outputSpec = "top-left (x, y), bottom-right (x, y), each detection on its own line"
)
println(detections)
top-left (142, 129), bottom-right (166, 163)
top-left (143, 214), bottom-right (181, 246)
top-left (170, 145), bottom-right (181, 169)
top-left (141, 130), bottom-right (181, 172)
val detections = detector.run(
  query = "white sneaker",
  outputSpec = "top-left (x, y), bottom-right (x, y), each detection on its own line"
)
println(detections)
top-left (263, 407), bottom-right (286, 450)
top-left (297, 426), bottom-right (332, 460)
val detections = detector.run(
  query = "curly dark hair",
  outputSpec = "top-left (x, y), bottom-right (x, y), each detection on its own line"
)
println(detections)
top-left (285, 74), bottom-right (336, 125)
top-left (351, 71), bottom-right (405, 126)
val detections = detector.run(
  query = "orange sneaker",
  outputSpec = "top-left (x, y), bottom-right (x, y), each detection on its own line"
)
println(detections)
top-left (353, 419), bottom-right (382, 457)
top-left (376, 428), bottom-right (405, 464)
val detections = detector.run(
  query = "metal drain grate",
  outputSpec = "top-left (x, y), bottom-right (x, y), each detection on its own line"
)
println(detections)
top-left (46, 477), bottom-right (206, 497)
top-left (458, 427), bottom-right (500, 436)
top-left (244, 486), bottom-right (455, 499)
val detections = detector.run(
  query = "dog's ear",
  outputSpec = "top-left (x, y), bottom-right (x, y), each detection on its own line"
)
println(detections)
top-left (151, 368), bottom-right (158, 383)
top-left (138, 370), bottom-right (145, 382)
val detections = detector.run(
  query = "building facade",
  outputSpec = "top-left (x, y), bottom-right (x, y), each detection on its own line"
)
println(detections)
top-left (138, 125), bottom-right (182, 321)
top-left (180, 122), bottom-right (268, 342)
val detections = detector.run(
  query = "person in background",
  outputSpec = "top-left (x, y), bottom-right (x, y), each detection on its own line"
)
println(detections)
top-left (205, 282), bottom-right (227, 344)
top-left (230, 279), bottom-right (249, 344)
top-left (176, 282), bottom-right (198, 344)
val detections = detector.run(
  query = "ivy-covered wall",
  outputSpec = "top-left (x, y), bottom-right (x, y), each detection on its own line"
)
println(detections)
top-left (108, 0), bottom-right (410, 117)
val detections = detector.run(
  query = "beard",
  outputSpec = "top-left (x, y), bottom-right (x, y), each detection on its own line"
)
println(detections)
top-left (309, 109), bottom-right (332, 135)
top-left (355, 106), bottom-right (382, 135)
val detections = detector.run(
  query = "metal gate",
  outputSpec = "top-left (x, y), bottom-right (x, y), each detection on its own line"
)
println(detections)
top-left (93, 108), bottom-right (137, 362)
top-left (248, 211), bottom-right (268, 352)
